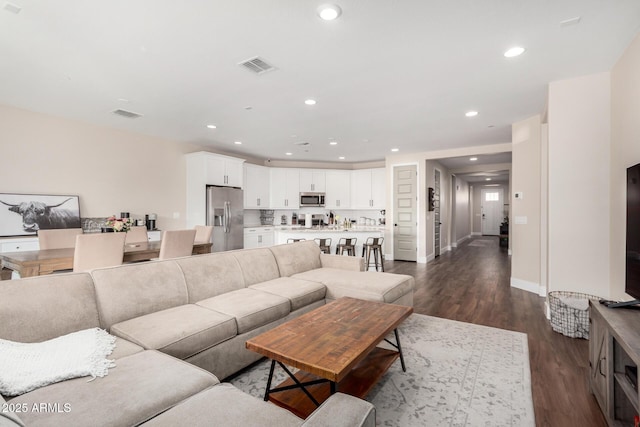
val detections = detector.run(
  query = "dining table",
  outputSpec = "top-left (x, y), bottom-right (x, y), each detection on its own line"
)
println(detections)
top-left (0, 241), bottom-right (212, 278)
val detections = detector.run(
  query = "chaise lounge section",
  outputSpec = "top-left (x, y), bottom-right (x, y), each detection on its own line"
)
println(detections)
top-left (0, 240), bottom-right (414, 426)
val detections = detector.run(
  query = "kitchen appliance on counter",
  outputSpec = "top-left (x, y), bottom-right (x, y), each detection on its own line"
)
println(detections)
top-left (206, 185), bottom-right (244, 252)
top-left (299, 192), bottom-right (325, 207)
top-left (298, 214), bottom-right (325, 227)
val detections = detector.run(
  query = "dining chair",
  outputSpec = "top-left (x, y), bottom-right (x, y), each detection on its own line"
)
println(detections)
top-left (38, 228), bottom-right (83, 250)
top-left (158, 229), bottom-right (197, 260)
top-left (194, 225), bottom-right (214, 244)
top-left (73, 233), bottom-right (126, 272)
top-left (125, 226), bottom-right (149, 244)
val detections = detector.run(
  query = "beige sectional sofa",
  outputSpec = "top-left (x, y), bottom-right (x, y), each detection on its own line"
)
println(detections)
top-left (0, 240), bottom-right (414, 426)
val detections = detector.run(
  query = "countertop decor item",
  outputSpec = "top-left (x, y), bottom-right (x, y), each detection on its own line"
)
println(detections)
top-left (104, 216), bottom-right (134, 232)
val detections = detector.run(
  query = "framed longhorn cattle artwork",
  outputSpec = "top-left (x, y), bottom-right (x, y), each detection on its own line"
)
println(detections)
top-left (0, 193), bottom-right (81, 237)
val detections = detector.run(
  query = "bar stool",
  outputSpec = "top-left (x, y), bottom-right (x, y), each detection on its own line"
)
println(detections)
top-left (362, 237), bottom-right (385, 272)
top-left (314, 238), bottom-right (332, 254)
top-left (336, 237), bottom-right (357, 256)
top-left (287, 238), bottom-right (305, 243)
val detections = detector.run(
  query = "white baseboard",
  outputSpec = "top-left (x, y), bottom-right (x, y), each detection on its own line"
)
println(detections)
top-left (471, 232), bottom-right (482, 236)
top-left (511, 277), bottom-right (546, 297)
top-left (423, 255), bottom-right (432, 263)
top-left (454, 235), bottom-right (471, 247)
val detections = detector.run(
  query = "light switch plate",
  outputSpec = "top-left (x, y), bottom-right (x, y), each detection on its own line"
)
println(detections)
top-left (514, 192), bottom-right (524, 200)
top-left (515, 216), bottom-right (527, 225)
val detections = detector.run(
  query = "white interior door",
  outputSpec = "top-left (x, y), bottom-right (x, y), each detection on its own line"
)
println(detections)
top-left (481, 188), bottom-right (503, 236)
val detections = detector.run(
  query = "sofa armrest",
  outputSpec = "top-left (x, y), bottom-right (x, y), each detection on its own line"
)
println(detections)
top-left (320, 254), bottom-right (364, 271)
top-left (302, 393), bottom-right (375, 427)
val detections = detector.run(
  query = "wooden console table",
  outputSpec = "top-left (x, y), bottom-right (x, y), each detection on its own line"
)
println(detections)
top-left (590, 301), bottom-right (640, 425)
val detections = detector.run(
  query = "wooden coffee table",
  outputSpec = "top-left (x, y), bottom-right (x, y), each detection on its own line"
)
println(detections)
top-left (245, 297), bottom-right (413, 418)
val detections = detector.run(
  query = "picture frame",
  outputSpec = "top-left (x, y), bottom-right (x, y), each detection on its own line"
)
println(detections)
top-left (0, 193), bottom-right (81, 237)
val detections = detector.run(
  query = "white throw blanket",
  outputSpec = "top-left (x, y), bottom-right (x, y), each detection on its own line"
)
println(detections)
top-left (0, 328), bottom-right (116, 396)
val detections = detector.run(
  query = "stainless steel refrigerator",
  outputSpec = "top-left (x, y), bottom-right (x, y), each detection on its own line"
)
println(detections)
top-left (206, 185), bottom-right (244, 252)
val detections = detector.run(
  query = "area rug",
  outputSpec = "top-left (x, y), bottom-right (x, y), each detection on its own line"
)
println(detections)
top-left (467, 239), bottom-right (495, 247)
top-left (230, 314), bottom-right (535, 426)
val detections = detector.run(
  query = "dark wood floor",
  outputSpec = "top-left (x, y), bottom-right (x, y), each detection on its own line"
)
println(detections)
top-left (384, 236), bottom-right (607, 427)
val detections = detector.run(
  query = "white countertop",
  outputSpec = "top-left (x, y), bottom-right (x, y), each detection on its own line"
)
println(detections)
top-left (274, 226), bottom-right (385, 233)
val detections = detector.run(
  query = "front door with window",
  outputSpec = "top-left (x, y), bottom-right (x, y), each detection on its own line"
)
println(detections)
top-left (481, 188), bottom-right (503, 236)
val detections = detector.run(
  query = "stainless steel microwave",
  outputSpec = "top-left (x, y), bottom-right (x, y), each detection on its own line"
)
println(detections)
top-left (299, 192), bottom-right (325, 207)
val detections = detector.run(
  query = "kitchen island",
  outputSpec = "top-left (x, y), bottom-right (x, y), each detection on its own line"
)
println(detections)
top-left (274, 226), bottom-right (385, 257)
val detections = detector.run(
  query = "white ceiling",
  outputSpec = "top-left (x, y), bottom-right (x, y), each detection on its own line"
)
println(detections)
top-left (1, 1), bottom-right (639, 163)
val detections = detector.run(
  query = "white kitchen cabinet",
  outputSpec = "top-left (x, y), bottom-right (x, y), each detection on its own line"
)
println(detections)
top-left (186, 152), bottom-right (246, 227)
top-left (370, 168), bottom-right (386, 209)
top-left (204, 154), bottom-right (244, 187)
top-left (270, 168), bottom-right (300, 209)
top-left (299, 169), bottom-right (326, 193)
top-left (325, 170), bottom-right (351, 209)
top-left (351, 168), bottom-right (386, 209)
top-left (244, 227), bottom-right (274, 249)
top-left (244, 164), bottom-right (270, 209)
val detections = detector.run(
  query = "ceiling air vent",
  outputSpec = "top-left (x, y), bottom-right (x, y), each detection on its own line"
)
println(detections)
top-left (238, 56), bottom-right (276, 75)
top-left (112, 109), bottom-right (143, 119)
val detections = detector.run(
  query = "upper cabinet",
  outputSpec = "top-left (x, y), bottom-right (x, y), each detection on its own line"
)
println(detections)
top-left (351, 168), bottom-right (386, 209)
top-left (270, 168), bottom-right (300, 209)
top-left (204, 154), bottom-right (244, 187)
top-left (299, 170), bottom-right (326, 193)
top-left (325, 170), bottom-right (351, 209)
top-left (185, 152), bottom-right (245, 227)
top-left (244, 164), bottom-right (270, 209)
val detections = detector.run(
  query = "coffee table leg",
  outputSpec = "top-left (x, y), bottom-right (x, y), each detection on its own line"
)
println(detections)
top-left (264, 360), bottom-right (276, 401)
top-left (330, 381), bottom-right (336, 394)
top-left (384, 328), bottom-right (407, 372)
top-left (394, 328), bottom-right (407, 372)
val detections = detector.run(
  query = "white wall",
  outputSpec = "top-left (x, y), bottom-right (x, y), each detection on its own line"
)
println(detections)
top-left (547, 73), bottom-right (611, 297)
top-left (511, 115), bottom-right (543, 294)
top-left (0, 104), bottom-right (200, 231)
top-left (610, 33), bottom-right (640, 300)
top-left (454, 177), bottom-right (471, 245)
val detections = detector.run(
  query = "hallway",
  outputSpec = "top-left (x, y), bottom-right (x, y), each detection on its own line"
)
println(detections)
top-left (384, 236), bottom-right (606, 427)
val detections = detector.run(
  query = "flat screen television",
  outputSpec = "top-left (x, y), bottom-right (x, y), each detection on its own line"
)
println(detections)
top-left (627, 162), bottom-right (640, 302)
top-left (602, 162), bottom-right (640, 308)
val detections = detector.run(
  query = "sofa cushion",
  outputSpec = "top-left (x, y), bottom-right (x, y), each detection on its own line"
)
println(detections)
top-left (292, 268), bottom-right (415, 304)
top-left (269, 241), bottom-right (322, 277)
top-left (91, 260), bottom-right (189, 330)
top-left (0, 394), bottom-right (25, 427)
top-left (232, 248), bottom-right (281, 286)
top-left (110, 305), bottom-right (236, 360)
top-left (176, 253), bottom-right (245, 302)
top-left (197, 289), bottom-right (291, 334)
top-left (9, 350), bottom-right (218, 427)
top-left (110, 337), bottom-right (144, 360)
top-left (0, 273), bottom-right (99, 343)
top-left (144, 383), bottom-right (302, 427)
top-left (249, 277), bottom-right (326, 311)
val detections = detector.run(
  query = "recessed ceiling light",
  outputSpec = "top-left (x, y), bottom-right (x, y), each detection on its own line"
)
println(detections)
top-left (470, 157), bottom-right (478, 161)
top-left (339, 156), bottom-right (345, 160)
top-left (329, 141), bottom-right (338, 145)
top-left (485, 178), bottom-right (492, 181)
top-left (234, 141), bottom-right (242, 145)
top-left (504, 47), bottom-right (525, 58)
top-left (485, 184), bottom-right (500, 187)
top-left (465, 111), bottom-right (478, 117)
top-left (560, 16), bottom-right (581, 27)
top-left (318, 4), bottom-right (342, 21)
top-left (285, 152), bottom-right (293, 156)
top-left (391, 148), bottom-right (399, 152)
top-left (207, 124), bottom-right (217, 129)
top-left (304, 99), bottom-right (317, 105)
